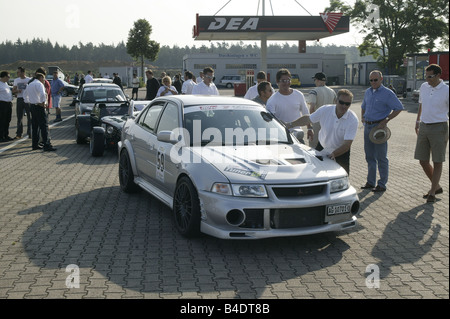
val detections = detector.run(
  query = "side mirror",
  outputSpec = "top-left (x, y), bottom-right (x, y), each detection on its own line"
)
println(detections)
top-left (157, 131), bottom-right (178, 144)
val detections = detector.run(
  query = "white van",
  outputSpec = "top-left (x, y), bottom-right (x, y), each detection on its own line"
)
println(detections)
top-left (220, 75), bottom-right (244, 88)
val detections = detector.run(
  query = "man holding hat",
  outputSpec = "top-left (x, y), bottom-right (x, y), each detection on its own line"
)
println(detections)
top-left (308, 72), bottom-right (337, 148)
top-left (361, 70), bottom-right (403, 192)
top-left (285, 89), bottom-right (358, 174)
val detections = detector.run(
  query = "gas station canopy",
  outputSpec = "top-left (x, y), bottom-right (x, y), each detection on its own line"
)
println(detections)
top-left (193, 14), bottom-right (350, 41)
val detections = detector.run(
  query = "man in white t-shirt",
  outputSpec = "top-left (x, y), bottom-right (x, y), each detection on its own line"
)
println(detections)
top-left (244, 71), bottom-right (274, 100)
top-left (182, 71), bottom-right (196, 94)
top-left (131, 73), bottom-right (140, 100)
top-left (192, 67), bottom-right (219, 95)
top-left (286, 89), bottom-right (358, 174)
top-left (266, 68), bottom-right (311, 143)
top-left (84, 71), bottom-right (94, 84)
top-left (13, 67), bottom-right (31, 138)
top-left (308, 72), bottom-right (337, 148)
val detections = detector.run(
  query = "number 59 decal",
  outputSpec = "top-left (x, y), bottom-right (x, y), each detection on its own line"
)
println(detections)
top-left (157, 148), bottom-right (165, 183)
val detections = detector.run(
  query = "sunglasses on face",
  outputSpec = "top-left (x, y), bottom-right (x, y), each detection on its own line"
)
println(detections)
top-left (338, 100), bottom-right (352, 106)
top-left (426, 74), bottom-right (437, 79)
top-left (369, 79), bottom-right (379, 82)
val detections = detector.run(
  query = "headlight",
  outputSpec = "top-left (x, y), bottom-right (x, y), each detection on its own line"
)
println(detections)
top-left (211, 183), bottom-right (268, 197)
top-left (211, 183), bottom-right (232, 195)
top-left (330, 177), bottom-right (349, 193)
top-left (232, 184), bottom-right (268, 197)
top-left (106, 126), bottom-right (115, 134)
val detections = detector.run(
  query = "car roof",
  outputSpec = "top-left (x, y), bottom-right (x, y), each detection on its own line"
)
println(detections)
top-left (82, 83), bottom-right (120, 88)
top-left (154, 95), bottom-right (261, 108)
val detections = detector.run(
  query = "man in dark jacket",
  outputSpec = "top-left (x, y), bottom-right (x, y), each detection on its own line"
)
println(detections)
top-left (145, 70), bottom-right (160, 100)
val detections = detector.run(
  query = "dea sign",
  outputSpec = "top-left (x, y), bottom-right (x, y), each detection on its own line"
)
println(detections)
top-left (207, 17), bottom-right (259, 31)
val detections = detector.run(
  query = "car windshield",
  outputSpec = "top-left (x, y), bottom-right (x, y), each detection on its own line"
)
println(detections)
top-left (183, 105), bottom-right (291, 147)
top-left (98, 103), bottom-right (129, 116)
top-left (81, 87), bottom-right (126, 103)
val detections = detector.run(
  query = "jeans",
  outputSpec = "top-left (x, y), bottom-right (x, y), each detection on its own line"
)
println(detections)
top-left (364, 123), bottom-right (389, 188)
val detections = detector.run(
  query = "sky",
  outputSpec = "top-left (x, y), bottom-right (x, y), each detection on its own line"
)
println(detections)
top-left (0, 0), bottom-right (362, 48)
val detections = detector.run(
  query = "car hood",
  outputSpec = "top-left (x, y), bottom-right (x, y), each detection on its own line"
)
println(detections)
top-left (102, 115), bottom-right (128, 128)
top-left (190, 144), bottom-right (344, 184)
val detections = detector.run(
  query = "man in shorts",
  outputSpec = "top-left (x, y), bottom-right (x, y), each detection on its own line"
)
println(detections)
top-left (414, 64), bottom-right (449, 203)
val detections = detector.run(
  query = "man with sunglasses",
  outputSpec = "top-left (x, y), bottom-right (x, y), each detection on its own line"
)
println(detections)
top-left (266, 68), bottom-right (311, 143)
top-left (361, 70), bottom-right (404, 192)
top-left (285, 89), bottom-right (358, 174)
top-left (192, 67), bottom-right (219, 95)
top-left (414, 64), bottom-right (449, 203)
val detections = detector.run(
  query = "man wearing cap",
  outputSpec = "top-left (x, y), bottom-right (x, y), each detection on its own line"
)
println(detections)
top-left (308, 72), bottom-right (337, 148)
top-left (285, 89), bottom-right (358, 174)
top-left (361, 70), bottom-right (404, 192)
top-left (414, 64), bottom-right (449, 203)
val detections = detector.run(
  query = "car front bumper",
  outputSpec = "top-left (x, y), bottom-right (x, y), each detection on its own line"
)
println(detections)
top-left (197, 186), bottom-right (360, 239)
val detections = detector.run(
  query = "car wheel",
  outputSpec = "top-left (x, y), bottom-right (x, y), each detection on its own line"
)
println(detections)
top-left (119, 149), bottom-right (140, 193)
top-left (173, 176), bottom-right (201, 237)
top-left (90, 130), bottom-right (105, 157)
top-left (75, 122), bottom-right (86, 144)
top-left (226, 83), bottom-right (232, 88)
top-left (62, 89), bottom-right (68, 97)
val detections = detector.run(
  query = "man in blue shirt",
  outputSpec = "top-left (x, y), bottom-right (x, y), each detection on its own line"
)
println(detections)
top-left (51, 71), bottom-right (65, 122)
top-left (361, 70), bottom-right (404, 192)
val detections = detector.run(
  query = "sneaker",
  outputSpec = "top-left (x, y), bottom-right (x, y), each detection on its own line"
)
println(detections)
top-left (14, 135), bottom-right (22, 139)
top-left (43, 145), bottom-right (57, 152)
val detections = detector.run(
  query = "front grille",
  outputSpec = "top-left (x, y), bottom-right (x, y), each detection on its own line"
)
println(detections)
top-left (272, 185), bottom-right (325, 198)
top-left (241, 209), bottom-right (265, 229)
top-left (270, 206), bottom-right (325, 229)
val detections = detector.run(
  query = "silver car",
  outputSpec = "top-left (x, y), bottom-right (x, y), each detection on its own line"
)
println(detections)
top-left (118, 95), bottom-right (360, 239)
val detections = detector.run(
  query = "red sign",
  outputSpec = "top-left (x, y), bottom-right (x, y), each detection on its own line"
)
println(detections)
top-left (320, 13), bottom-right (343, 34)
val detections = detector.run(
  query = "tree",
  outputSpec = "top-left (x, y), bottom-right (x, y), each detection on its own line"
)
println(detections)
top-left (126, 19), bottom-right (160, 81)
top-left (326, 0), bottom-right (449, 74)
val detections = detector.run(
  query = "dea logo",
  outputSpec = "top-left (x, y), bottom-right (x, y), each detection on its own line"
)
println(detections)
top-left (208, 17), bottom-right (259, 31)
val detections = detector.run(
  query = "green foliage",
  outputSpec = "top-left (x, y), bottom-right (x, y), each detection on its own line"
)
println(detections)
top-left (126, 19), bottom-right (160, 63)
top-left (326, 0), bottom-right (449, 74)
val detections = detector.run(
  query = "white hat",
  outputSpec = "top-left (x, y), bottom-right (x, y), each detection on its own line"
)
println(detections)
top-left (369, 126), bottom-right (391, 144)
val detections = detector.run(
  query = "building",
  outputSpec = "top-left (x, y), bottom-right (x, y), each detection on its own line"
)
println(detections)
top-left (345, 62), bottom-right (378, 86)
top-left (183, 53), bottom-right (345, 87)
top-left (405, 51), bottom-right (449, 93)
top-left (98, 66), bottom-right (147, 87)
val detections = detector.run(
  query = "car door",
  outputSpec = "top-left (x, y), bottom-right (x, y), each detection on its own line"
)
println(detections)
top-left (132, 101), bottom-right (166, 182)
top-left (153, 101), bottom-right (181, 195)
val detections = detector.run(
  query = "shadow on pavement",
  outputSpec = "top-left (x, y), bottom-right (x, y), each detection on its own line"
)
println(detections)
top-left (371, 203), bottom-right (440, 279)
top-left (18, 187), bottom-right (350, 298)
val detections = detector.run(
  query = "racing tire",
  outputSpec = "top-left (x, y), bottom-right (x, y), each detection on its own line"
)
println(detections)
top-left (75, 123), bottom-right (86, 144)
top-left (90, 129), bottom-right (105, 157)
top-left (119, 149), bottom-right (140, 193)
top-left (173, 176), bottom-right (201, 238)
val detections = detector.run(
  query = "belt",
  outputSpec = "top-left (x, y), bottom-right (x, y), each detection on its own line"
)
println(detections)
top-left (422, 122), bottom-right (446, 125)
top-left (365, 119), bottom-right (383, 125)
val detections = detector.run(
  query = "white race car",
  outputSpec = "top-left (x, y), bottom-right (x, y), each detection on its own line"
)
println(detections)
top-left (118, 95), bottom-right (360, 239)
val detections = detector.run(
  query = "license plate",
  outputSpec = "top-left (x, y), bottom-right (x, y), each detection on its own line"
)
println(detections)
top-left (327, 203), bottom-right (351, 216)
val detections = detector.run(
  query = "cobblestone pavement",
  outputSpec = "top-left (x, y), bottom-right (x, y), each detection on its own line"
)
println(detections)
top-left (0, 86), bottom-right (448, 300)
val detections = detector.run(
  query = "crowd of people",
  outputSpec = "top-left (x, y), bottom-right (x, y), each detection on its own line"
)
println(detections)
top-left (0, 64), bottom-right (448, 203)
